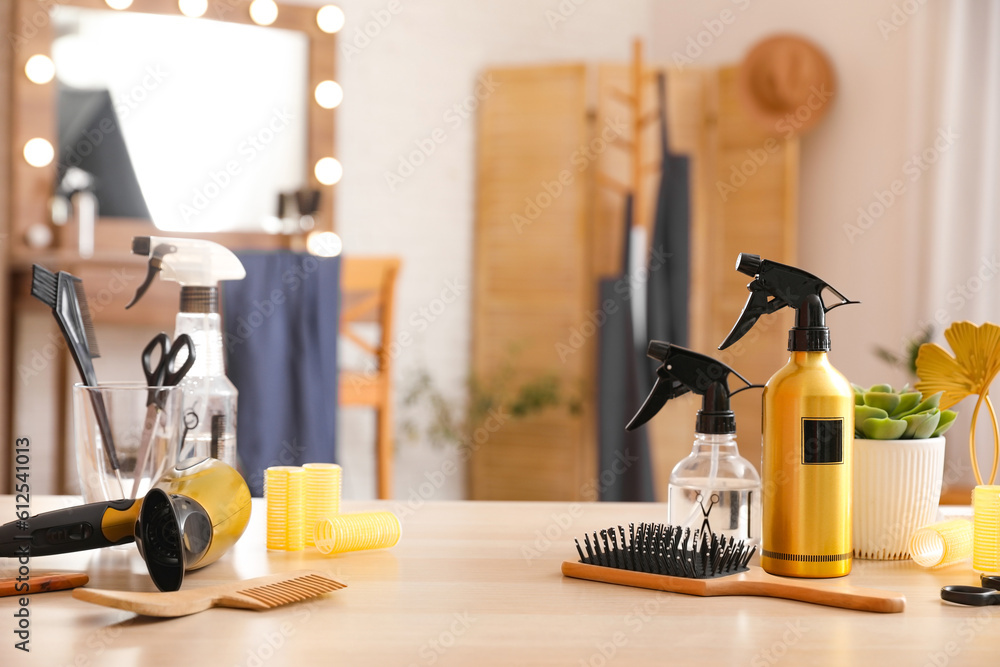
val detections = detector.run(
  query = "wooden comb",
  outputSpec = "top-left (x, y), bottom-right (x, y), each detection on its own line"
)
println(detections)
top-left (72, 570), bottom-right (346, 617)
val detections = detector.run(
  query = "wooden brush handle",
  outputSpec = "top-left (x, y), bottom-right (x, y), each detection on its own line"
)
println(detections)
top-left (562, 562), bottom-right (905, 613)
top-left (0, 573), bottom-right (89, 597)
top-left (717, 567), bottom-right (905, 613)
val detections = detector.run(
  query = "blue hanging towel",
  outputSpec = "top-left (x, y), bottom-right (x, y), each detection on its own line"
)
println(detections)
top-left (222, 251), bottom-right (340, 496)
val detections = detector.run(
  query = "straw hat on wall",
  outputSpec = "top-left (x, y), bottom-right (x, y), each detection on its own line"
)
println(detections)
top-left (737, 34), bottom-right (836, 136)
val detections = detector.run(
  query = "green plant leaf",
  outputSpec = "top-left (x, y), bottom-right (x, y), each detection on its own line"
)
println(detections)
top-left (868, 384), bottom-right (894, 393)
top-left (855, 393), bottom-right (865, 406)
top-left (890, 392), bottom-right (922, 417)
top-left (863, 391), bottom-right (900, 414)
top-left (902, 410), bottom-right (939, 438)
top-left (901, 412), bottom-right (930, 438)
top-left (861, 417), bottom-right (908, 440)
top-left (914, 410), bottom-right (942, 439)
top-left (897, 391), bottom-right (943, 418)
top-left (855, 405), bottom-right (889, 425)
top-left (932, 410), bottom-right (958, 437)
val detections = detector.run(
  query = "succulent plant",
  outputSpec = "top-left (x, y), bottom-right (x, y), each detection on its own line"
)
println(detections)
top-left (852, 384), bottom-right (958, 440)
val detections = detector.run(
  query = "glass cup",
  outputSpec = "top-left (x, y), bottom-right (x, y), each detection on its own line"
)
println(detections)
top-left (73, 382), bottom-right (183, 503)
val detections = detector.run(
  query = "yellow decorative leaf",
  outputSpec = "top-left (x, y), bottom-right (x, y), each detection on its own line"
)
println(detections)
top-left (915, 343), bottom-right (972, 410)
top-left (915, 321), bottom-right (1000, 485)
top-left (945, 321), bottom-right (1000, 391)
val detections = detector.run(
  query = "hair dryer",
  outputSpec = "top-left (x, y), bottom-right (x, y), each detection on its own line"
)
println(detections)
top-left (1, 458), bottom-right (251, 591)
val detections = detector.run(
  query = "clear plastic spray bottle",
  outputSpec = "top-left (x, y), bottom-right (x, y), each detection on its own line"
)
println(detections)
top-left (127, 237), bottom-right (246, 469)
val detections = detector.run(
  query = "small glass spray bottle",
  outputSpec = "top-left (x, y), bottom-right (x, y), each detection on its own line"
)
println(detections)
top-left (628, 342), bottom-right (761, 545)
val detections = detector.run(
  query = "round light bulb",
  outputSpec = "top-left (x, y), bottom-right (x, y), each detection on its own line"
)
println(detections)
top-left (23, 138), bottom-right (54, 167)
top-left (24, 55), bottom-right (55, 84)
top-left (307, 231), bottom-right (343, 257)
top-left (178, 0), bottom-right (208, 18)
top-left (316, 5), bottom-right (345, 33)
top-left (249, 0), bottom-right (279, 26)
top-left (314, 81), bottom-right (343, 109)
top-left (105, 0), bottom-right (134, 9)
top-left (315, 157), bottom-right (342, 185)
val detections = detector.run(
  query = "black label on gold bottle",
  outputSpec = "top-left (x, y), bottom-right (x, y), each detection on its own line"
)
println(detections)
top-left (801, 418), bottom-right (844, 464)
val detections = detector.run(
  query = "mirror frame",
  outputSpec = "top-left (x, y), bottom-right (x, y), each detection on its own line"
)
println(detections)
top-left (9, 0), bottom-right (337, 262)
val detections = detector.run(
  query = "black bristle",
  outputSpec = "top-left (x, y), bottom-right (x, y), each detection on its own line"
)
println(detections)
top-left (618, 527), bottom-right (630, 570)
top-left (573, 522), bottom-right (754, 580)
top-left (714, 537), bottom-right (731, 573)
top-left (636, 524), bottom-right (651, 573)
top-left (30, 264), bottom-right (58, 307)
top-left (69, 275), bottom-right (100, 358)
top-left (625, 525), bottom-right (636, 572)
top-left (600, 530), bottom-right (612, 568)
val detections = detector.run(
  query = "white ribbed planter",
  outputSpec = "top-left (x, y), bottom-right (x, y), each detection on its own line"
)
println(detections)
top-left (852, 436), bottom-right (946, 560)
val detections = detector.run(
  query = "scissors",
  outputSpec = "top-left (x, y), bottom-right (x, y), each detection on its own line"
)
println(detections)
top-left (131, 333), bottom-right (196, 498)
top-left (941, 575), bottom-right (1000, 606)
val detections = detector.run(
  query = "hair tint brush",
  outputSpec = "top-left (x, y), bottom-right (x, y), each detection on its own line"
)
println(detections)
top-left (562, 523), bottom-right (905, 613)
top-left (31, 264), bottom-right (124, 498)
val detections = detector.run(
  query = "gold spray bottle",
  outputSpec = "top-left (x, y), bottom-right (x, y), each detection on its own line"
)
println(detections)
top-left (719, 254), bottom-right (859, 578)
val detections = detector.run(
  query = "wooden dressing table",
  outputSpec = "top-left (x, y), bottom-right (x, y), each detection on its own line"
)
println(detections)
top-left (0, 497), bottom-right (996, 665)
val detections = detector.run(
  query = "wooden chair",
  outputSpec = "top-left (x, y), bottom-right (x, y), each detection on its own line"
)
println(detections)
top-left (338, 257), bottom-right (401, 499)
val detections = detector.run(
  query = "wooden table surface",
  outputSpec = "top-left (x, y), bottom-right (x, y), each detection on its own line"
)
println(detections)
top-left (0, 496), bottom-right (997, 666)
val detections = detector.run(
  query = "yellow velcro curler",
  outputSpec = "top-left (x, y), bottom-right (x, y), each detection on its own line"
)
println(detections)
top-left (304, 463), bottom-right (342, 547)
top-left (314, 511), bottom-right (401, 555)
top-left (284, 467), bottom-right (306, 551)
top-left (909, 519), bottom-right (974, 568)
top-left (973, 485), bottom-right (1000, 573)
top-left (265, 466), bottom-right (305, 551)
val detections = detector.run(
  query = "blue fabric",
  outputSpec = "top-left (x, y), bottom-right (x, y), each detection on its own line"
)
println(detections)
top-left (222, 251), bottom-right (340, 497)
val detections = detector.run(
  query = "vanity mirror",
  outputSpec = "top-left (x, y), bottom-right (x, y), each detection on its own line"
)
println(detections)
top-left (9, 0), bottom-right (338, 260)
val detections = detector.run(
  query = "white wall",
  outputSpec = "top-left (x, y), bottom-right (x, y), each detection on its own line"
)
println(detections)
top-left (330, 0), bottom-right (656, 500)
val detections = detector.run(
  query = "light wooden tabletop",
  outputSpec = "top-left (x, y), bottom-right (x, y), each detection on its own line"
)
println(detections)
top-left (0, 496), bottom-right (997, 666)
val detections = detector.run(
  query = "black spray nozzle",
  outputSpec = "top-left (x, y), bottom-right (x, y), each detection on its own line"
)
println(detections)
top-left (627, 343), bottom-right (756, 434)
top-left (718, 253), bottom-right (860, 352)
top-left (125, 241), bottom-right (177, 309)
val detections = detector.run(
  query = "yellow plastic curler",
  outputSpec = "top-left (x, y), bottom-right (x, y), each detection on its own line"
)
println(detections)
top-left (304, 463), bottom-right (342, 547)
top-left (284, 467), bottom-right (306, 551)
top-left (973, 485), bottom-right (1000, 573)
top-left (314, 511), bottom-right (401, 555)
top-left (265, 467), bottom-right (289, 550)
top-left (908, 519), bottom-right (974, 568)
top-left (265, 466), bottom-right (305, 551)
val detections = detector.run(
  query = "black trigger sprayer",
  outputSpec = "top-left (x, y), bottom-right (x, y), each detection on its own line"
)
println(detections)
top-left (719, 253), bottom-right (860, 352)
top-left (716, 252), bottom-right (860, 578)
top-left (627, 342), bottom-right (762, 545)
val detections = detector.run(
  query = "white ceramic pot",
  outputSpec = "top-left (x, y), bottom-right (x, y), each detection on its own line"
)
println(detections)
top-left (852, 436), bottom-right (947, 560)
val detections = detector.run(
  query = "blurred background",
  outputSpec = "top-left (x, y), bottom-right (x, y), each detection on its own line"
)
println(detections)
top-left (1, 0), bottom-right (995, 504)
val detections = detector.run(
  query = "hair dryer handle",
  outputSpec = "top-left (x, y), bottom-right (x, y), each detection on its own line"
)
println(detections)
top-left (0, 499), bottom-right (139, 558)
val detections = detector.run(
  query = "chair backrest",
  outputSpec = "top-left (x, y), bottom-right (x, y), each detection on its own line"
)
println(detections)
top-left (339, 257), bottom-right (401, 374)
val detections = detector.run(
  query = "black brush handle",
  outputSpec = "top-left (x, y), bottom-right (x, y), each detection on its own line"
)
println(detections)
top-left (0, 500), bottom-right (139, 558)
top-left (53, 275), bottom-right (122, 474)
